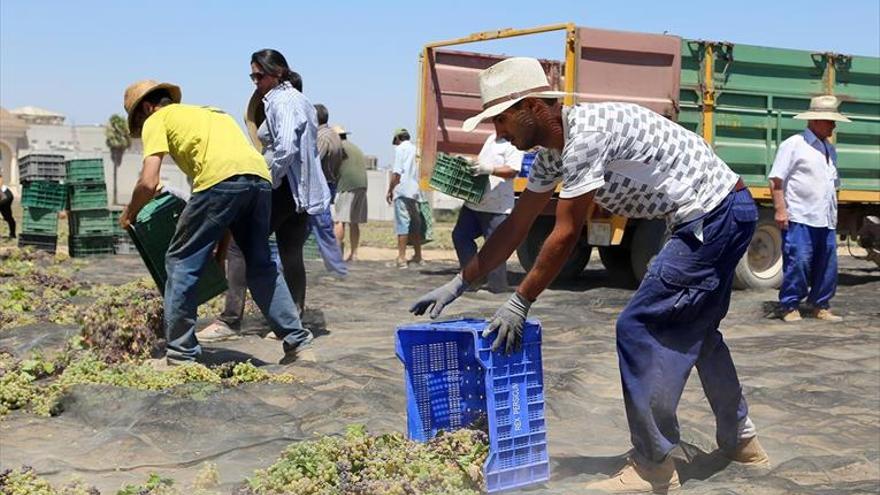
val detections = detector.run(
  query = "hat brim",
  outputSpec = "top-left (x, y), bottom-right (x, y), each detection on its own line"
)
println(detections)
top-left (462, 90), bottom-right (567, 132)
top-left (793, 111), bottom-right (851, 123)
top-left (244, 90), bottom-right (266, 151)
top-left (128, 83), bottom-right (182, 137)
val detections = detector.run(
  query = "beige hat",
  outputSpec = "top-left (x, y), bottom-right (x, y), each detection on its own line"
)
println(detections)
top-left (332, 125), bottom-right (348, 135)
top-left (244, 90), bottom-right (266, 152)
top-left (123, 80), bottom-right (181, 137)
top-left (794, 95), bottom-right (851, 122)
top-left (462, 57), bottom-right (566, 132)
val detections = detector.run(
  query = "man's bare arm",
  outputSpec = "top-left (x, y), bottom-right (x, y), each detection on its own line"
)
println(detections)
top-left (515, 192), bottom-right (593, 301)
top-left (769, 178), bottom-right (788, 230)
top-left (120, 154), bottom-right (163, 228)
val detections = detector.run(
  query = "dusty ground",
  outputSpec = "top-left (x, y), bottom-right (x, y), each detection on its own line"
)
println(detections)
top-left (1, 250), bottom-right (878, 494)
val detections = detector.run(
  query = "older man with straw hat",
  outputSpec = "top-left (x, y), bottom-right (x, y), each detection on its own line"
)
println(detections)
top-left (770, 95), bottom-right (850, 323)
top-left (119, 79), bottom-right (313, 366)
top-left (410, 57), bottom-right (770, 492)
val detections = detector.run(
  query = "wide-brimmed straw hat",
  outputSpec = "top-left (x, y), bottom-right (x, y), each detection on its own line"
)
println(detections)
top-left (123, 80), bottom-right (181, 137)
top-left (462, 57), bottom-right (567, 132)
top-left (244, 90), bottom-right (266, 152)
top-left (794, 95), bottom-right (851, 122)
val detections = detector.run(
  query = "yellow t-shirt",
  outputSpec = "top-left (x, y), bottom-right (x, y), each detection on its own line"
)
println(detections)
top-left (141, 104), bottom-right (270, 192)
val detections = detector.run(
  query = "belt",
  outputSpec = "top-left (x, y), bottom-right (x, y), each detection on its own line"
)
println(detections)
top-left (735, 178), bottom-right (746, 192)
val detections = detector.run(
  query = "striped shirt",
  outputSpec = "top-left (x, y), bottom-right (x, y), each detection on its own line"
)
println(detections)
top-left (261, 82), bottom-right (331, 215)
top-left (527, 102), bottom-right (739, 226)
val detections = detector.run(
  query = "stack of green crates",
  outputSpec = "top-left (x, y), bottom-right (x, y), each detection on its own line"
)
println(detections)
top-left (18, 158), bottom-right (67, 252)
top-left (429, 153), bottom-right (488, 204)
top-left (66, 158), bottom-right (114, 257)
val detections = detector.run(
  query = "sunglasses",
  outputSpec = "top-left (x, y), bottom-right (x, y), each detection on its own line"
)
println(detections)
top-left (250, 72), bottom-right (267, 83)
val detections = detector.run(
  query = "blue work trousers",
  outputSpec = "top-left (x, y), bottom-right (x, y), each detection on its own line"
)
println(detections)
top-left (779, 222), bottom-right (837, 311)
top-left (616, 188), bottom-right (758, 463)
top-left (452, 206), bottom-right (509, 292)
top-left (164, 175), bottom-right (311, 361)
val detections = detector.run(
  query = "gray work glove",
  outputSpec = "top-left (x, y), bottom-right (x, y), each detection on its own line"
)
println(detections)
top-left (410, 274), bottom-right (468, 319)
top-left (483, 292), bottom-right (532, 354)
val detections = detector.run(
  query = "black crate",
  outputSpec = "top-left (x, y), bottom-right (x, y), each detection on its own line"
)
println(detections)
top-left (18, 233), bottom-right (58, 253)
top-left (69, 234), bottom-right (115, 257)
top-left (19, 154), bottom-right (66, 182)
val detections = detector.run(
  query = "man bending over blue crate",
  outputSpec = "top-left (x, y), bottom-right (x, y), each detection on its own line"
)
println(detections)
top-left (118, 79), bottom-right (313, 366)
top-left (410, 57), bottom-right (769, 493)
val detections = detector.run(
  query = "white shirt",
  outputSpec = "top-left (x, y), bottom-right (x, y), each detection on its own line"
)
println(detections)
top-left (527, 102), bottom-right (739, 227)
top-left (467, 133), bottom-right (523, 214)
top-left (392, 140), bottom-right (420, 200)
top-left (769, 129), bottom-right (839, 229)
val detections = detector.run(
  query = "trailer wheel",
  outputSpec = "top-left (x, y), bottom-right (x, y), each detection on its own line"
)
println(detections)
top-left (516, 216), bottom-right (592, 280)
top-left (734, 213), bottom-right (783, 290)
top-left (599, 245), bottom-right (637, 287)
top-left (630, 219), bottom-right (668, 282)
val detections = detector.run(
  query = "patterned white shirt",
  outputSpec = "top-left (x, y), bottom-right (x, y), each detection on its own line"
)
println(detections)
top-left (768, 129), bottom-right (839, 229)
top-left (527, 102), bottom-right (739, 226)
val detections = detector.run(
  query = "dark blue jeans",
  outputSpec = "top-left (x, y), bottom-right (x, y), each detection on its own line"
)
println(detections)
top-left (164, 175), bottom-right (311, 361)
top-left (779, 222), bottom-right (837, 311)
top-left (616, 188), bottom-right (758, 463)
top-left (452, 206), bottom-right (509, 292)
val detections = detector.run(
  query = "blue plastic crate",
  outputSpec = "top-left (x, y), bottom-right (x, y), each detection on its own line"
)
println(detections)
top-left (519, 151), bottom-right (537, 178)
top-left (396, 318), bottom-right (549, 493)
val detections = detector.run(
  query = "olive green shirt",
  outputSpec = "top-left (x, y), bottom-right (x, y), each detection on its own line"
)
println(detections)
top-left (337, 140), bottom-right (368, 192)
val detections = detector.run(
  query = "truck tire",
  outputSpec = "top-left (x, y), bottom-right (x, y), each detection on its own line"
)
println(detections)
top-left (599, 245), bottom-right (637, 287)
top-left (733, 212), bottom-right (783, 290)
top-left (630, 219), bottom-right (668, 282)
top-left (516, 216), bottom-right (592, 281)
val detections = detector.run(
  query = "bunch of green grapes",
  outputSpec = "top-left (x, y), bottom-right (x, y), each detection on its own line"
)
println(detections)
top-left (245, 425), bottom-right (488, 494)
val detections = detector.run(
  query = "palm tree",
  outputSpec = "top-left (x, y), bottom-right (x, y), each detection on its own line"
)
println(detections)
top-left (105, 114), bottom-right (130, 205)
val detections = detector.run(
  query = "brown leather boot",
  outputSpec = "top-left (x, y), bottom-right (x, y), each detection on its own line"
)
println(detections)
top-left (585, 454), bottom-right (680, 493)
top-left (726, 436), bottom-right (770, 466)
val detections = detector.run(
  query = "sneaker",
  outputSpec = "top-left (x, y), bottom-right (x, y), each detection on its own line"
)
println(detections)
top-left (196, 321), bottom-right (241, 342)
top-left (725, 436), bottom-right (770, 467)
top-left (279, 335), bottom-right (316, 365)
top-left (146, 357), bottom-right (186, 370)
top-left (781, 309), bottom-right (802, 322)
top-left (812, 308), bottom-right (842, 322)
top-left (584, 454), bottom-right (680, 493)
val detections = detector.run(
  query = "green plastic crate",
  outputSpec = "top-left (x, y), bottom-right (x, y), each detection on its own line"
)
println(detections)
top-left (66, 158), bottom-right (105, 184)
top-left (69, 209), bottom-right (113, 235)
top-left (69, 234), bottom-right (115, 257)
top-left (128, 192), bottom-right (228, 305)
top-left (22, 207), bottom-right (59, 234)
top-left (429, 153), bottom-right (488, 204)
top-left (68, 183), bottom-right (108, 211)
top-left (109, 208), bottom-right (126, 236)
top-left (21, 181), bottom-right (68, 211)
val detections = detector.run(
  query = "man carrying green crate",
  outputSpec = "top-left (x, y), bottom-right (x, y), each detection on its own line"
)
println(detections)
top-left (119, 79), bottom-right (313, 366)
top-left (410, 57), bottom-right (769, 493)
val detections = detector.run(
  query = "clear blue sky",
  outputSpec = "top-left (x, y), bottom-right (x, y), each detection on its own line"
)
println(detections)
top-left (2, 0), bottom-right (878, 166)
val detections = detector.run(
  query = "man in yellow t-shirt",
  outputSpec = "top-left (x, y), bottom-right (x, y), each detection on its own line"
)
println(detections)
top-left (120, 79), bottom-right (314, 366)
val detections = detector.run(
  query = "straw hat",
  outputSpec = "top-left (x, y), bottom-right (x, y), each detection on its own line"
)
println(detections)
top-left (462, 57), bottom-right (567, 132)
top-left (332, 125), bottom-right (348, 135)
top-left (794, 95), bottom-right (851, 122)
top-left (123, 80), bottom-right (181, 137)
top-left (244, 90), bottom-right (266, 152)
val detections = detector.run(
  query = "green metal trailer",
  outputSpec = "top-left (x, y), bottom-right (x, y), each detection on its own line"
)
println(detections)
top-left (418, 24), bottom-right (880, 288)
